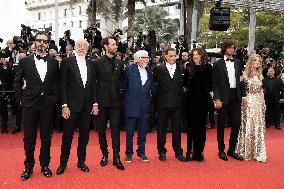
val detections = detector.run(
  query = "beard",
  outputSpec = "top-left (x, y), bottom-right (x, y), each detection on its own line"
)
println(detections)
top-left (36, 44), bottom-right (46, 53)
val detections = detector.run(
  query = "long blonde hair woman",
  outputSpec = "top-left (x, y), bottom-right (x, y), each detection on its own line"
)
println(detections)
top-left (235, 53), bottom-right (267, 162)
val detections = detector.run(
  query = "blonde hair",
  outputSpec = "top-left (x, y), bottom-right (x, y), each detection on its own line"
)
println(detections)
top-left (244, 53), bottom-right (263, 80)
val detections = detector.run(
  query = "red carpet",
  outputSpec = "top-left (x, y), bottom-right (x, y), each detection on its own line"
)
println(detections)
top-left (0, 126), bottom-right (284, 189)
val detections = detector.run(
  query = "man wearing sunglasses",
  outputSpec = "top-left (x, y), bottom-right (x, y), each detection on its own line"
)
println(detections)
top-left (14, 32), bottom-right (59, 181)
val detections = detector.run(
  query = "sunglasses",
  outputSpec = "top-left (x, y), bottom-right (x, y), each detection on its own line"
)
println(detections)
top-left (35, 39), bottom-right (49, 44)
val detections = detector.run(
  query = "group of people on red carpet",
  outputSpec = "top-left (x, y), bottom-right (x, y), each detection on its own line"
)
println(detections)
top-left (2, 31), bottom-right (284, 181)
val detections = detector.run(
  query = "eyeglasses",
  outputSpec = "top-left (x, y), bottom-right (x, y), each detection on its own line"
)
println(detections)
top-left (140, 56), bottom-right (149, 59)
top-left (35, 39), bottom-right (49, 44)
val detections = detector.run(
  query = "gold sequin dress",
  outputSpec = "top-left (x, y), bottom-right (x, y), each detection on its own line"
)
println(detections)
top-left (235, 75), bottom-right (267, 162)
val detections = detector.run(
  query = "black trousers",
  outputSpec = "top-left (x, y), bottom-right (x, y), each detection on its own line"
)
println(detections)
top-left (96, 107), bottom-right (120, 159)
top-left (216, 89), bottom-right (241, 153)
top-left (10, 94), bottom-right (22, 129)
top-left (187, 110), bottom-right (207, 158)
top-left (54, 104), bottom-right (63, 131)
top-left (157, 108), bottom-right (183, 156)
top-left (0, 97), bottom-right (8, 130)
top-left (22, 100), bottom-right (54, 169)
top-left (265, 99), bottom-right (281, 127)
top-left (60, 105), bottom-right (90, 166)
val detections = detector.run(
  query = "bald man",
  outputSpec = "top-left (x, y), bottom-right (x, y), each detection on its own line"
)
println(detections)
top-left (56, 39), bottom-right (98, 175)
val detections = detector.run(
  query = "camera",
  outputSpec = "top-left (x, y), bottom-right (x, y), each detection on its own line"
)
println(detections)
top-left (21, 24), bottom-right (34, 48)
top-left (84, 27), bottom-right (102, 50)
top-left (112, 29), bottom-right (123, 37)
top-left (12, 36), bottom-right (25, 51)
top-left (83, 27), bottom-right (95, 43)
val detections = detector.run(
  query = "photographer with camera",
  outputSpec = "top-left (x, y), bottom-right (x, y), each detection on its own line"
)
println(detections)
top-left (0, 56), bottom-right (13, 134)
top-left (59, 30), bottom-right (75, 54)
top-left (83, 27), bottom-right (102, 54)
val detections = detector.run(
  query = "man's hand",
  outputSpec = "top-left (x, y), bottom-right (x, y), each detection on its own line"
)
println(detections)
top-left (280, 99), bottom-right (284, 103)
top-left (62, 106), bottom-right (70, 119)
top-left (214, 99), bottom-right (222, 109)
top-left (241, 97), bottom-right (248, 106)
top-left (91, 104), bottom-right (99, 115)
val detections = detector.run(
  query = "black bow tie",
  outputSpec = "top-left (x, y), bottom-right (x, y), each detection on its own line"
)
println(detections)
top-left (36, 55), bottom-right (48, 62)
top-left (226, 58), bottom-right (234, 62)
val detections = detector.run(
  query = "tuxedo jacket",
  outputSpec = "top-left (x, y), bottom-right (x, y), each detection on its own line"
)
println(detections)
top-left (60, 56), bottom-right (97, 113)
top-left (263, 77), bottom-right (284, 102)
top-left (14, 55), bottom-right (59, 108)
top-left (212, 58), bottom-right (245, 105)
top-left (123, 64), bottom-right (154, 117)
top-left (154, 63), bottom-right (184, 110)
top-left (94, 55), bottom-right (124, 108)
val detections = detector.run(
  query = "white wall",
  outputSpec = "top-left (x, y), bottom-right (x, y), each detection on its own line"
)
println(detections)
top-left (0, 0), bottom-right (29, 48)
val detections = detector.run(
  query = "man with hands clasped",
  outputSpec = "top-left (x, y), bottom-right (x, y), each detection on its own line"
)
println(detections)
top-left (212, 39), bottom-right (246, 161)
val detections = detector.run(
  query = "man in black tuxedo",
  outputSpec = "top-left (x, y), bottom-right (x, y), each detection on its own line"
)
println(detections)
top-left (154, 48), bottom-right (186, 162)
top-left (263, 67), bottom-right (284, 130)
top-left (14, 32), bottom-right (59, 181)
top-left (94, 36), bottom-right (125, 170)
top-left (56, 39), bottom-right (98, 175)
top-left (212, 39), bottom-right (245, 161)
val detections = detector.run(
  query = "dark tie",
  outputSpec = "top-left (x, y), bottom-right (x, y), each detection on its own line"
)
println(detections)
top-left (226, 58), bottom-right (234, 62)
top-left (36, 55), bottom-right (48, 62)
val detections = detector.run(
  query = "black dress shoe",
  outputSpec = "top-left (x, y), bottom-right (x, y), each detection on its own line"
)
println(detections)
top-left (227, 152), bottom-right (244, 161)
top-left (77, 163), bottom-right (89, 172)
top-left (100, 155), bottom-right (108, 166)
top-left (159, 153), bottom-right (167, 161)
top-left (193, 155), bottom-right (204, 162)
top-left (113, 159), bottom-right (125, 170)
top-left (56, 165), bottom-right (66, 175)
top-left (218, 152), bottom-right (228, 161)
top-left (1, 128), bottom-right (8, 134)
top-left (275, 126), bottom-right (282, 130)
top-left (41, 166), bottom-right (52, 177)
top-left (21, 169), bottom-right (33, 181)
top-left (12, 127), bottom-right (21, 134)
top-left (175, 154), bottom-right (187, 162)
top-left (185, 155), bottom-right (192, 162)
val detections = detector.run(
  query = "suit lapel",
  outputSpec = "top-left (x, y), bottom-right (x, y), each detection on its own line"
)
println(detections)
top-left (30, 56), bottom-right (42, 82)
top-left (43, 57), bottom-right (51, 83)
top-left (172, 64), bottom-right (179, 81)
top-left (163, 64), bottom-right (171, 80)
top-left (86, 59), bottom-right (91, 84)
top-left (234, 60), bottom-right (239, 80)
top-left (74, 56), bottom-right (84, 87)
top-left (220, 60), bottom-right (229, 80)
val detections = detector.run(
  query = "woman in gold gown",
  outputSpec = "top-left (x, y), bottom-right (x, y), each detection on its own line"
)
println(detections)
top-left (235, 54), bottom-right (267, 162)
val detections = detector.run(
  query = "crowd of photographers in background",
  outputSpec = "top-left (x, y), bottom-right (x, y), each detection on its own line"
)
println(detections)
top-left (1, 27), bottom-right (284, 135)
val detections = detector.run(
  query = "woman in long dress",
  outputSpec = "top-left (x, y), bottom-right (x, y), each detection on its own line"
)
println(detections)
top-left (184, 48), bottom-right (213, 161)
top-left (235, 53), bottom-right (267, 162)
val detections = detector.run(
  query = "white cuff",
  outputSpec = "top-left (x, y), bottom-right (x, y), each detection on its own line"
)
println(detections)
top-left (62, 104), bottom-right (68, 108)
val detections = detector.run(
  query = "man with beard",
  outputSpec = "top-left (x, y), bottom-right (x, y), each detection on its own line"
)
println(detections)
top-left (154, 48), bottom-right (186, 162)
top-left (56, 39), bottom-right (98, 175)
top-left (14, 32), bottom-right (59, 181)
top-left (94, 36), bottom-right (125, 170)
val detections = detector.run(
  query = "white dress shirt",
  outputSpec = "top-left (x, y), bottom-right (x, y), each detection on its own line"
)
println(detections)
top-left (224, 55), bottom-right (236, 88)
top-left (166, 63), bottom-right (176, 78)
top-left (34, 55), bottom-right (47, 82)
top-left (75, 53), bottom-right (87, 87)
top-left (138, 65), bottom-right (148, 85)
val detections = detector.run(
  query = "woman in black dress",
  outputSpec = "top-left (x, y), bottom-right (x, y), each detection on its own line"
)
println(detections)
top-left (184, 48), bottom-right (213, 161)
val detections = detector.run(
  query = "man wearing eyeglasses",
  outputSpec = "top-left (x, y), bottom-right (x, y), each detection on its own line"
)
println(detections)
top-left (123, 50), bottom-right (154, 163)
top-left (14, 32), bottom-right (59, 181)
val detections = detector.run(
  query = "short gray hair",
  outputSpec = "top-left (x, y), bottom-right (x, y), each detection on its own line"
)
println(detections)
top-left (134, 50), bottom-right (148, 63)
